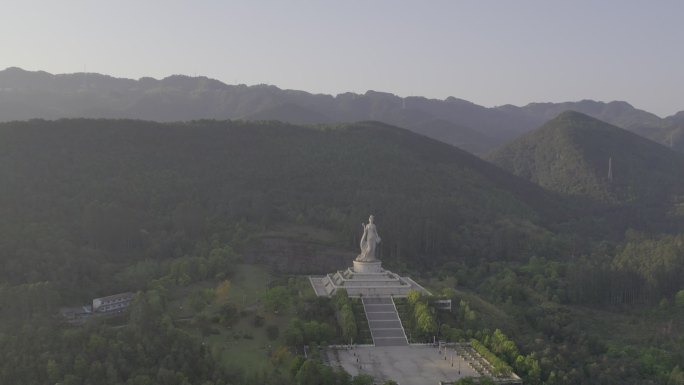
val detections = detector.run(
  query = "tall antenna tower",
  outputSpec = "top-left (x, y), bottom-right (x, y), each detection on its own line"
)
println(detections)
top-left (607, 157), bottom-right (613, 181)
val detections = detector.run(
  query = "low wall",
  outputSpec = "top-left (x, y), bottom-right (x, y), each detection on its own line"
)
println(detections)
top-left (346, 286), bottom-right (412, 297)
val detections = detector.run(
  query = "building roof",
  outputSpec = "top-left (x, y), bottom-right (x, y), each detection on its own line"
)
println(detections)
top-left (93, 292), bottom-right (134, 302)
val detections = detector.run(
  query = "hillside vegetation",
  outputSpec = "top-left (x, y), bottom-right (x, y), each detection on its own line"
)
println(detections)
top-left (0, 118), bottom-right (561, 296)
top-left (488, 111), bottom-right (684, 205)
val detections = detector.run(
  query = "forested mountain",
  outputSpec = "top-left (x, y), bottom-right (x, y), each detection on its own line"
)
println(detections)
top-left (488, 111), bottom-right (684, 206)
top-left (2, 67), bottom-right (682, 155)
top-left (0, 118), bottom-right (563, 295)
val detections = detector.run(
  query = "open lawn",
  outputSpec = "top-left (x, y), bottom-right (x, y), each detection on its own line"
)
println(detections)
top-left (207, 310), bottom-right (291, 372)
top-left (168, 263), bottom-right (302, 373)
top-left (227, 263), bottom-right (274, 308)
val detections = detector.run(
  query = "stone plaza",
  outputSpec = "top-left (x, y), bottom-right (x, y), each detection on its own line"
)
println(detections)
top-left (327, 344), bottom-right (479, 385)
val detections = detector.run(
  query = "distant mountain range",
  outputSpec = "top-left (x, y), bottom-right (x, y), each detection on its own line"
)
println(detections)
top-left (1, 67), bottom-right (682, 154)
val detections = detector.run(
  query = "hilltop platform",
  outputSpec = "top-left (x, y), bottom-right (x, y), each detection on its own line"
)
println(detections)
top-left (309, 262), bottom-right (430, 298)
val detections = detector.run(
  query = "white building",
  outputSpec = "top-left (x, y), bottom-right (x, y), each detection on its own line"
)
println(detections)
top-left (92, 292), bottom-right (134, 314)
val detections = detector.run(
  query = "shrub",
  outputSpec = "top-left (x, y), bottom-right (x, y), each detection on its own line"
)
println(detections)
top-left (266, 325), bottom-right (280, 341)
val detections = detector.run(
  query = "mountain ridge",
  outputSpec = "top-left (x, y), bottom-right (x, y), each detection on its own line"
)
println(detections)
top-left (1, 67), bottom-right (682, 154)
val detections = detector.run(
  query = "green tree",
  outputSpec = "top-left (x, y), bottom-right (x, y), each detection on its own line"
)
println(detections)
top-left (407, 290), bottom-right (421, 306)
top-left (46, 358), bottom-right (61, 384)
top-left (415, 302), bottom-right (436, 335)
top-left (266, 325), bottom-right (280, 341)
top-left (295, 360), bottom-right (334, 385)
top-left (263, 286), bottom-right (291, 313)
top-left (669, 365), bottom-right (684, 385)
top-left (352, 373), bottom-right (374, 385)
top-left (675, 290), bottom-right (684, 308)
top-left (285, 319), bottom-right (305, 347)
top-left (214, 279), bottom-right (231, 304)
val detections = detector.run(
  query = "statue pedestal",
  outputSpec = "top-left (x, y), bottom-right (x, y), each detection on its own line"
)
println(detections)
top-left (310, 260), bottom-right (431, 298)
top-left (353, 260), bottom-right (383, 274)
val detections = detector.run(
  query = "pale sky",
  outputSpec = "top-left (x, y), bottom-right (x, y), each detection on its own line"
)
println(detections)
top-left (2, 0), bottom-right (683, 117)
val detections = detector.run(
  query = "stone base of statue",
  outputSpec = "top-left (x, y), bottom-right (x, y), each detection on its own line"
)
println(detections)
top-left (309, 259), bottom-right (431, 298)
top-left (353, 259), bottom-right (383, 274)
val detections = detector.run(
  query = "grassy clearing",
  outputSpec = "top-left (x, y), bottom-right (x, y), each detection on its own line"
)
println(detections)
top-left (168, 263), bottom-right (300, 373)
top-left (166, 264), bottom-right (275, 313)
top-left (226, 264), bottom-right (274, 308)
top-left (167, 280), bottom-right (216, 319)
top-left (207, 310), bottom-right (290, 372)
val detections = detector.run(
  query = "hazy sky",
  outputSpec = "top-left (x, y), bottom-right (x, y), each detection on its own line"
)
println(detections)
top-left (3, 0), bottom-right (683, 117)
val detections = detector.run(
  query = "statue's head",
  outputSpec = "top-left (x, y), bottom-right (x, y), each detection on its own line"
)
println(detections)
top-left (369, 215), bottom-right (374, 223)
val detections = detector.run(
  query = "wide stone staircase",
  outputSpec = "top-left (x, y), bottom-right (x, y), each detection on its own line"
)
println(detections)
top-left (362, 297), bottom-right (408, 346)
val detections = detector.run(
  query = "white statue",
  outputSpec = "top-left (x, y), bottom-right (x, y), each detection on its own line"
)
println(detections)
top-left (357, 215), bottom-right (381, 262)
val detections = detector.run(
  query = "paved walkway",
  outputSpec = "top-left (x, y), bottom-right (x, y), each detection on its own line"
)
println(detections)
top-left (329, 345), bottom-right (480, 385)
top-left (362, 297), bottom-right (407, 346)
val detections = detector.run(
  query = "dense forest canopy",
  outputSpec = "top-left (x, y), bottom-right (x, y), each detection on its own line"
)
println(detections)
top-left (0, 118), bottom-right (565, 291)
